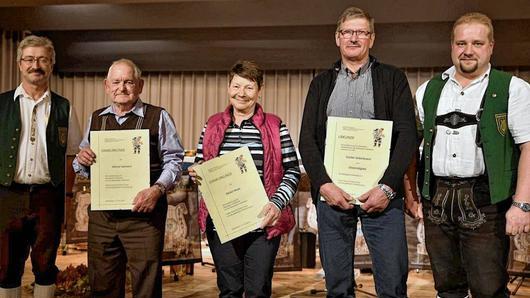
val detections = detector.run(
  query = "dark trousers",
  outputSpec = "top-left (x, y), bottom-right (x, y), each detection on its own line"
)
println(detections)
top-left (88, 201), bottom-right (167, 298)
top-left (317, 199), bottom-right (408, 298)
top-left (206, 219), bottom-right (281, 298)
top-left (423, 177), bottom-right (510, 298)
top-left (0, 183), bottom-right (64, 288)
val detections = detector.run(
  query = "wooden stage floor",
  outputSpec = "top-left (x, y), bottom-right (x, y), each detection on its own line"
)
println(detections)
top-left (20, 246), bottom-right (530, 297)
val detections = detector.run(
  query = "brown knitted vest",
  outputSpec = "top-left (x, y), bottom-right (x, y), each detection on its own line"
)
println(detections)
top-left (90, 102), bottom-right (163, 185)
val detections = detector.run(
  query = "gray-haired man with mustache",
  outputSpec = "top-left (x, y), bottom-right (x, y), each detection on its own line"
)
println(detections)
top-left (0, 35), bottom-right (81, 298)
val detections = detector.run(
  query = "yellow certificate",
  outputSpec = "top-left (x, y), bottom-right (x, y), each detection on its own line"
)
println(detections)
top-left (324, 117), bottom-right (393, 204)
top-left (194, 146), bottom-right (269, 243)
top-left (90, 129), bottom-right (150, 210)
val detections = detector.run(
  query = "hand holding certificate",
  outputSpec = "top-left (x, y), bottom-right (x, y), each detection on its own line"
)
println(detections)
top-left (324, 117), bottom-right (392, 205)
top-left (193, 146), bottom-right (269, 243)
top-left (90, 129), bottom-right (150, 210)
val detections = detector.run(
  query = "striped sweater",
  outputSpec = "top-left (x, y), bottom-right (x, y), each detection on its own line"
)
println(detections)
top-left (195, 116), bottom-right (300, 210)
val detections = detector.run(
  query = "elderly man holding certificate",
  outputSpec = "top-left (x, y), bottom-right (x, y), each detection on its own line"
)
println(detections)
top-left (299, 6), bottom-right (417, 298)
top-left (189, 60), bottom-right (300, 298)
top-left (73, 59), bottom-right (184, 298)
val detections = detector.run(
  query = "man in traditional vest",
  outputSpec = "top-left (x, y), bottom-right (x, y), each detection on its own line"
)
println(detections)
top-left (0, 35), bottom-right (81, 298)
top-left (73, 58), bottom-right (183, 298)
top-left (299, 6), bottom-right (417, 297)
top-left (414, 12), bottom-right (530, 298)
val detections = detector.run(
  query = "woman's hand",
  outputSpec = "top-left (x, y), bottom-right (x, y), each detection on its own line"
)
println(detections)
top-left (259, 202), bottom-right (281, 229)
top-left (188, 162), bottom-right (203, 185)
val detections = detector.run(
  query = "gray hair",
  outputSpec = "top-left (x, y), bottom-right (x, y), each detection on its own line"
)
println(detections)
top-left (107, 58), bottom-right (142, 80)
top-left (17, 35), bottom-right (56, 64)
top-left (336, 6), bottom-right (374, 33)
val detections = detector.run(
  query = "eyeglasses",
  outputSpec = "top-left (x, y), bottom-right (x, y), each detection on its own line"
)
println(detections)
top-left (338, 30), bottom-right (372, 39)
top-left (20, 56), bottom-right (52, 65)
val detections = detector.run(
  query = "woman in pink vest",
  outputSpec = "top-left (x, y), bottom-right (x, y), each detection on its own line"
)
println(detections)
top-left (189, 60), bottom-right (300, 297)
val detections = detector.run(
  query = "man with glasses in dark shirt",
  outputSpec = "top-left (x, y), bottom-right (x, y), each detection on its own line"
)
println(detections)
top-left (299, 6), bottom-right (417, 298)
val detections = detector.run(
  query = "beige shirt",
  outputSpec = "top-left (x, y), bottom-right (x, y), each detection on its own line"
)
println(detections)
top-left (13, 84), bottom-right (81, 184)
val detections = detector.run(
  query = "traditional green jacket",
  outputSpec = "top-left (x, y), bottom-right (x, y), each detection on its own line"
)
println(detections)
top-left (0, 90), bottom-right (70, 187)
top-left (420, 69), bottom-right (518, 204)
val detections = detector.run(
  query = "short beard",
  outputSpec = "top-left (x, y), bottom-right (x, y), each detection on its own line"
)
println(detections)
top-left (26, 76), bottom-right (47, 85)
top-left (459, 60), bottom-right (478, 74)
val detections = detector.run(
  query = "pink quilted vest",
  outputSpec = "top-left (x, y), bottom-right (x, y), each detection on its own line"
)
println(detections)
top-left (197, 104), bottom-right (295, 239)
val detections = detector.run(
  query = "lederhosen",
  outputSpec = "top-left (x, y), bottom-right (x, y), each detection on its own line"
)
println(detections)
top-left (420, 69), bottom-right (516, 227)
top-left (419, 69), bottom-right (515, 298)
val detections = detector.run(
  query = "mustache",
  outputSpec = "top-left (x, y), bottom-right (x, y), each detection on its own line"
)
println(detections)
top-left (459, 53), bottom-right (476, 59)
top-left (28, 68), bottom-right (45, 75)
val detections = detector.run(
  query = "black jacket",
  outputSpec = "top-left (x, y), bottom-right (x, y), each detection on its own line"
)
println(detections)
top-left (299, 58), bottom-right (417, 203)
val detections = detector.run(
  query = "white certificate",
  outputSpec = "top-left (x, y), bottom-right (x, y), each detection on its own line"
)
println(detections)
top-left (194, 146), bottom-right (269, 243)
top-left (90, 129), bottom-right (150, 210)
top-left (324, 117), bottom-right (393, 204)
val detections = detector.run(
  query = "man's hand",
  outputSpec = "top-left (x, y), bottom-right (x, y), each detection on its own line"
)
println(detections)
top-left (259, 202), bottom-right (281, 229)
top-left (76, 147), bottom-right (96, 166)
top-left (320, 183), bottom-right (354, 210)
top-left (506, 206), bottom-right (530, 235)
top-left (404, 188), bottom-right (423, 219)
top-left (358, 187), bottom-right (390, 213)
top-left (403, 155), bottom-right (422, 219)
top-left (507, 142), bottom-right (530, 235)
top-left (404, 197), bottom-right (423, 219)
top-left (132, 186), bottom-right (162, 213)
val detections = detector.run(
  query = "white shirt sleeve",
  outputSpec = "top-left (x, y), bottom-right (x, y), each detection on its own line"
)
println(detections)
top-left (415, 80), bottom-right (429, 127)
top-left (66, 105), bottom-right (82, 155)
top-left (71, 116), bottom-right (92, 177)
top-left (507, 76), bottom-right (530, 144)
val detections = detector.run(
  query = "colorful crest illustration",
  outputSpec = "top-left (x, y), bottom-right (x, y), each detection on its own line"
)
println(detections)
top-left (132, 136), bottom-right (143, 154)
top-left (495, 113), bottom-right (507, 136)
top-left (234, 154), bottom-right (248, 173)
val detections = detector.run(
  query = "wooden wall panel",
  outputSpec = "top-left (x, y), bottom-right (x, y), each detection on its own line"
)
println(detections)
top-left (49, 70), bottom-right (314, 149)
top-left (0, 31), bottom-right (23, 92)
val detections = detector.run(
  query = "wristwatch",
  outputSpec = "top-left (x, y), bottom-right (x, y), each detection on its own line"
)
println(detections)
top-left (154, 182), bottom-right (166, 195)
top-left (512, 201), bottom-right (530, 212)
top-left (378, 184), bottom-right (396, 200)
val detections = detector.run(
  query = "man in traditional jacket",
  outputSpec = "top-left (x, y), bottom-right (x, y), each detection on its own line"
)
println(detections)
top-left (0, 35), bottom-right (81, 298)
top-left (414, 12), bottom-right (530, 298)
